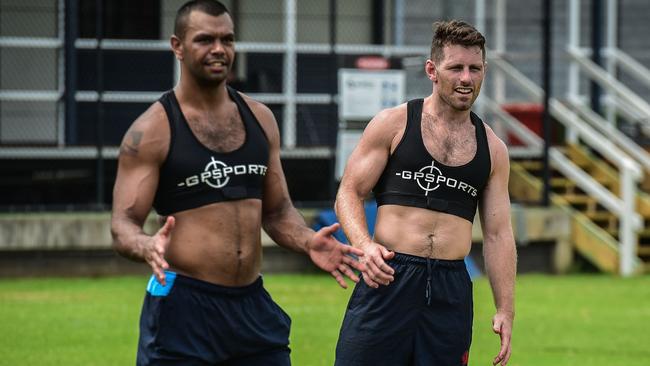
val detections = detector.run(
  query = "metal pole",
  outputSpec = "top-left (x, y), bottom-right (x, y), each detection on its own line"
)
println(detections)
top-left (542, 0), bottom-right (553, 206)
top-left (57, 0), bottom-right (66, 147)
top-left (475, 0), bottom-right (486, 34)
top-left (95, 0), bottom-right (105, 207)
top-left (328, 0), bottom-right (339, 200)
top-left (474, 0), bottom-right (486, 118)
top-left (64, 0), bottom-right (78, 145)
top-left (590, 0), bottom-right (603, 115)
top-left (620, 162), bottom-right (638, 276)
top-left (605, 0), bottom-right (618, 126)
top-left (282, 0), bottom-right (297, 148)
top-left (0, 44), bottom-right (2, 142)
top-left (568, 0), bottom-right (580, 98)
top-left (330, 0), bottom-right (337, 49)
top-left (567, 0), bottom-right (580, 143)
top-left (494, 0), bottom-right (506, 105)
top-left (394, 0), bottom-right (404, 46)
top-left (372, 0), bottom-right (384, 45)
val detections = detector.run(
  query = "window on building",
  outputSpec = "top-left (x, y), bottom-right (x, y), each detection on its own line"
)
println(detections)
top-left (79, 0), bottom-right (160, 39)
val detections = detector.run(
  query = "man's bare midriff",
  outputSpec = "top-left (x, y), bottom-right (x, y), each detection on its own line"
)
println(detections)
top-left (373, 204), bottom-right (473, 259)
top-left (164, 199), bottom-right (264, 287)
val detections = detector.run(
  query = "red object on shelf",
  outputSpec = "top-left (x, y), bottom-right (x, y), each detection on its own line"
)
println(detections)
top-left (502, 103), bottom-right (544, 146)
top-left (355, 56), bottom-right (390, 70)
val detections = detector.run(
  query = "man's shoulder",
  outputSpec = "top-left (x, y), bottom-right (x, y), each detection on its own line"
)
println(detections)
top-left (481, 121), bottom-right (507, 151)
top-left (130, 100), bottom-right (168, 132)
top-left (480, 122), bottom-right (509, 173)
top-left (381, 101), bottom-right (408, 118)
top-left (231, 89), bottom-right (275, 120)
top-left (357, 103), bottom-right (409, 148)
top-left (118, 102), bottom-right (170, 163)
top-left (230, 88), bottom-right (266, 109)
top-left (368, 102), bottom-right (408, 132)
top-left (226, 88), bottom-right (278, 143)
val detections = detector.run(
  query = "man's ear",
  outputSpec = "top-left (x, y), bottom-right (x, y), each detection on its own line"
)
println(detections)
top-left (425, 59), bottom-right (437, 82)
top-left (171, 35), bottom-right (184, 61)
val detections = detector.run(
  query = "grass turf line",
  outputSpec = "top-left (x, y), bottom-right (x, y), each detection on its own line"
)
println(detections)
top-left (0, 274), bottom-right (649, 366)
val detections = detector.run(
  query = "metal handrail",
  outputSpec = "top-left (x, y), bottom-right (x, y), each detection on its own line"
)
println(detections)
top-left (0, 90), bottom-right (335, 105)
top-left (0, 90), bottom-right (63, 102)
top-left (567, 97), bottom-right (650, 174)
top-left (1, 34), bottom-right (426, 149)
top-left (568, 47), bottom-right (650, 135)
top-left (489, 54), bottom-right (642, 177)
top-left (609, 48), bottom-right (650, 89)
top-left (488, 52), bottom-right (642, 276)
top-left (482, 95), bottom-right (641, 227)
top-left (481, 96), bottom-right (543, 148)
top-left (0, 146), bottom-right (333, 160)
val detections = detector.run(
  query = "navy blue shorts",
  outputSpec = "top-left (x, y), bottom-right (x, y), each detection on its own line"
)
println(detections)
top-left (137, 272), bottom-right (291, 365)
top-left (335, 253), bottom-right (473, 366)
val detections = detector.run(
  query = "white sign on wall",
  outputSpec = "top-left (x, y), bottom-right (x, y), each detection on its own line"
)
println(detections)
top-left (338, 69), bottom-right (406, 120)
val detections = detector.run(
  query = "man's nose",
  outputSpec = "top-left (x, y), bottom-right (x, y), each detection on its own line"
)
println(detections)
top-left (459, 68), bottom-right (472, 84)
top-left (210, 40), bottom-right (225, 54)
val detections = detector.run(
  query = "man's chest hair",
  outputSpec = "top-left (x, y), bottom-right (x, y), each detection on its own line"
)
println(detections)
top-left (421, 114), bottom-right (477, 166)
top-left (187, 110), bottom-right (246, 152)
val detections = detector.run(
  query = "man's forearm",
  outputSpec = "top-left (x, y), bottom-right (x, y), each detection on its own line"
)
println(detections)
top-left (484, 238), bottom-right (517, 314)
top-left (111, 218), bottom-right (150, 262)
top-left (335, 190), bottom-right (372, 248)
top-left (263, 206), bottom-right (314, 254)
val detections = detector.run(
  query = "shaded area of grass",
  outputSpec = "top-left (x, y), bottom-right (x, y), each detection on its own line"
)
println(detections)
top-left (0, 274), bottom-right (648, 365)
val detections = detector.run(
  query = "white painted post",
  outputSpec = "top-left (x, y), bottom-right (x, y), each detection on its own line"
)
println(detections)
top-left (174, 59), bottom-right (181, 86)
top-left (494, 0), bottom-right (506, 105)
top-left (619, 159), bottom-right (639, 276)
top-left (567, 0), bottom-right (580, 143)
top-left (474, 0), bottom-right (486, 118)
top-left (283, 0), bottom-right (297, 148)
top-left (475, 0), bottom-right (486, 35)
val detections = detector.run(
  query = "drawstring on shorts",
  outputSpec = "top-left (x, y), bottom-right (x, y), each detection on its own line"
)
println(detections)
top-left (425, 258), bottom-right (438, 306)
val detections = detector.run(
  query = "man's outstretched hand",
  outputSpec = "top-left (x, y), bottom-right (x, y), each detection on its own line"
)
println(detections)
top-left (307, 223), bottom-right (366, 288)
top-left (145, 216), bottom-right (175, 286)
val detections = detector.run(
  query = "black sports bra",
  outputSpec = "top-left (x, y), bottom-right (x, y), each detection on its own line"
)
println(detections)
top-left (372, 98), bottom-right (491, 222)
top-left (152, 86), bottom-right (269, 215)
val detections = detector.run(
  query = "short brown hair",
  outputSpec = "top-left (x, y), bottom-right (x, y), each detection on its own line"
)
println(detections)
top-left (430, 20), bottom-right (486, 63)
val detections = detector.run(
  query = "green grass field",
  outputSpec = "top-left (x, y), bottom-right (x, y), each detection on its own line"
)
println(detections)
top-left (1, 273), bottom-right (649, 366)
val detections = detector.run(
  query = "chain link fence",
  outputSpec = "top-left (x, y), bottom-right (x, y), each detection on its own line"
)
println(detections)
top-left (2, 0), bottom-right (649, 210)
